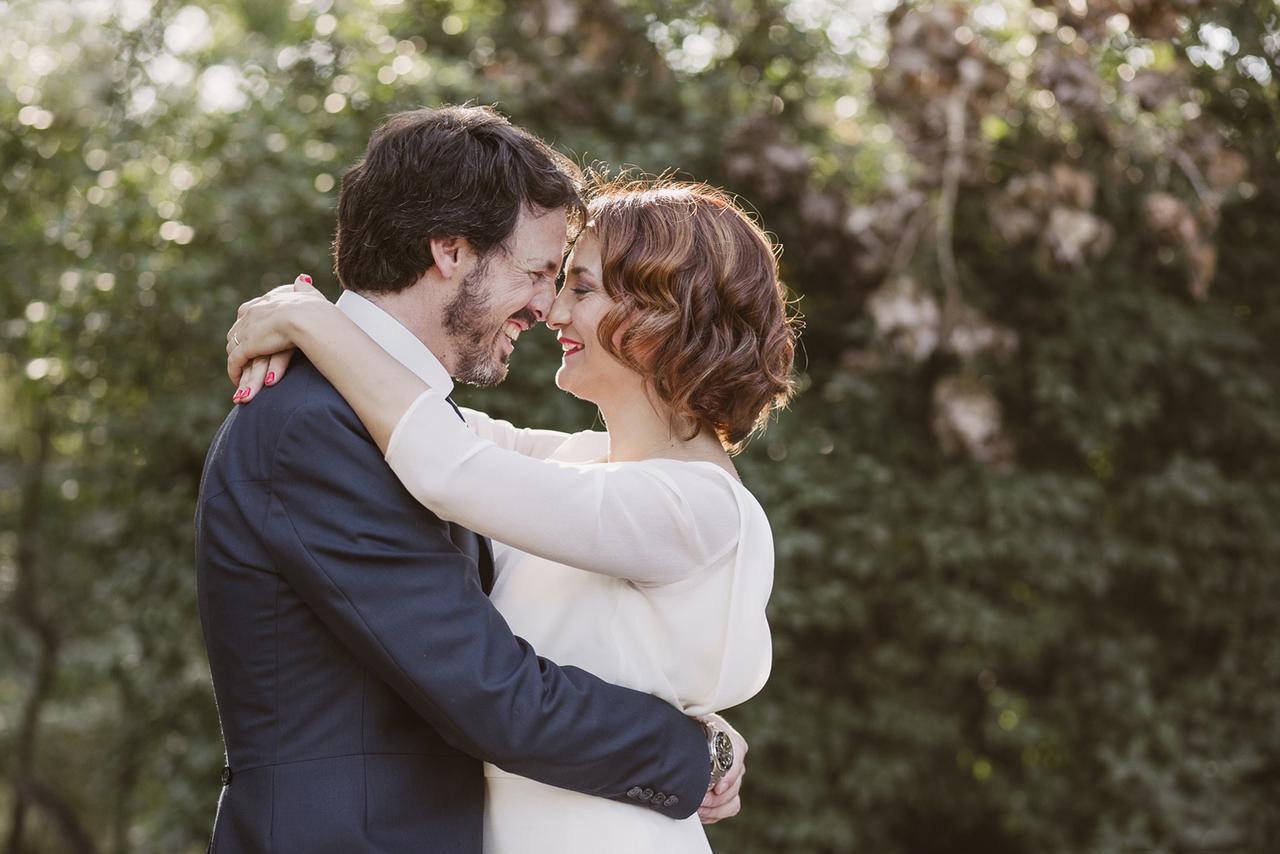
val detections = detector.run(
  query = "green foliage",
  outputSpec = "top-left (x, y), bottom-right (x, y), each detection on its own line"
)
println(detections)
top-left (2, 1), bottom-right (1278, 851)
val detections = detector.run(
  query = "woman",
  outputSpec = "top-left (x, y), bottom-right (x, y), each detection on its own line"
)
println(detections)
top-left (225, 180), bottom-right (797, 853)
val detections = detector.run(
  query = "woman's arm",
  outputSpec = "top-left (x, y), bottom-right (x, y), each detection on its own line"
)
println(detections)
top-left (385, 389), bottom-right (741, 585)
top-left (227, 282), bottom-right (427, 451)
top-left (459, 407), bottom-right (585, 459)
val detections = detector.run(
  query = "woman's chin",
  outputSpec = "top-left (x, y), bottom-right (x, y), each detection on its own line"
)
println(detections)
top-left (554, 369), bottom-right (593, 403)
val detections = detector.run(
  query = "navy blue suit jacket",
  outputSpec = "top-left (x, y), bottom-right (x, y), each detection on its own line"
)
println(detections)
top-left (195, 358), bottom-right (710, 852)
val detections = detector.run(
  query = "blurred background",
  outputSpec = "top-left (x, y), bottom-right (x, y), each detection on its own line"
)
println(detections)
top-left (3, 0), bottom-right (1279, 851)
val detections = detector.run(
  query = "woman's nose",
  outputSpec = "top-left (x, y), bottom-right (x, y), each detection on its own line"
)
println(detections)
top-left (545, 290), bottom-right (570, 328)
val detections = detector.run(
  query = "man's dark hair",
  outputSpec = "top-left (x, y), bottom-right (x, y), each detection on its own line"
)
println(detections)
top-left (333, 105), bottom-right (584, 294)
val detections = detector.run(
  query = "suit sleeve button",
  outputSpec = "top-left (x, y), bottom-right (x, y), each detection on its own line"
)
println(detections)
top-left (640, 788), bottom-right (654, 802)
top-left (626, 787), bottom-right (642, 799)
top-left (663, 795), bottom-right (679, 807)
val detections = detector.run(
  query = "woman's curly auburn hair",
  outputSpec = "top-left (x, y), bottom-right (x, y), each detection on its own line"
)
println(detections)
top-left (585, 178), bottom-right (800, 454)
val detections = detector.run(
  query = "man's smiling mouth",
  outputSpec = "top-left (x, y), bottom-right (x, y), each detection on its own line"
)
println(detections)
top-left (501, 318), bottom-right (532, 348)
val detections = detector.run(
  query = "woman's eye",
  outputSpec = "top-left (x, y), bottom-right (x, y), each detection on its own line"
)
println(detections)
top-left (571, 286), bottom-right (592, 296)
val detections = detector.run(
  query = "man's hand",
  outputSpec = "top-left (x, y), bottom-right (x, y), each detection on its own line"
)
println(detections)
top-left (698, 713), bottom-right (747, 824)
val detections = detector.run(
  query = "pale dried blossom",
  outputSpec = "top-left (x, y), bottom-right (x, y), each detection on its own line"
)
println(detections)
top-left (540, 0), bottom-right (580, 36)
top-left (843, 189), bottom-right (929, 279)
top-left (990, 172), bottom-right (1056, 244)
top-left (1051, 162), bottom-right (1096, 210)
top-left (1143, 191), bottom-right (1218, 299)
top-left (946, 303), bottom-right (1019, 361)
top-left (932, 374), bottom-right (1013, 468)
top-left (867, 274), bottom-right (941, 363)
top-left (1144, 192), bottom-right (1198, 244)
top-left (867, 277), bottom-right (1019, 364)
top-left (991, 162), bottom-right (1113, 266)
top-left (1181, 122), bottom-right (1249, 195)
top-left (1047, 206), bottom-right (1115, 265)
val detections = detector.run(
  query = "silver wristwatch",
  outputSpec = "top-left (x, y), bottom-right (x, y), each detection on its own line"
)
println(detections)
top-left (702, 720), bottom-right (734, 787)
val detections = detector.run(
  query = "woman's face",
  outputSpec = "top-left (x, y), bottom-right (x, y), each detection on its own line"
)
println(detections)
top-left (548, 231), bottom-right (639, 403)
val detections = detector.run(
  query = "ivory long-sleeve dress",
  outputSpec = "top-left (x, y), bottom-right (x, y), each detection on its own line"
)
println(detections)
top-left (383, 390), bottom-right (775, 854)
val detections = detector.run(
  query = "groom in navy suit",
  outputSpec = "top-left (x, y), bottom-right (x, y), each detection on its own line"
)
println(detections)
top-left (196, 106), bottom-right (734, 851)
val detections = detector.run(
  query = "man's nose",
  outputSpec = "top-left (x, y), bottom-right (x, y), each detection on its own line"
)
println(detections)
top-left (530, 277), bottom-right (556, 323)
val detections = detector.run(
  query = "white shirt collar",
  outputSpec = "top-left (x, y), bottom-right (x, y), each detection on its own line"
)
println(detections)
top-left (336, 290), bottom-right (454, 397)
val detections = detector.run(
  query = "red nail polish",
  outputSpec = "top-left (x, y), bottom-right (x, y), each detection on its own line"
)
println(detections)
top-left (301, 274), bottom-right (312, 284)
top-left (265, 372), bottom-right (276, 385)
top-left (233, 389), bottom-right (243, 401)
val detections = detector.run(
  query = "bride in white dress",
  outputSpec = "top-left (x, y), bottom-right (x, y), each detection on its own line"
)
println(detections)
top-left (226, 181), bottom-right (797, 852)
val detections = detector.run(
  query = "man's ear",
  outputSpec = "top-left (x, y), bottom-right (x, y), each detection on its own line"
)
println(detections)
top-left (428, 236), bottom-right (472, 280)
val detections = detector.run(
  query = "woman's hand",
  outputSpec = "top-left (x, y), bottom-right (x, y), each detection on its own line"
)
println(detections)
top-left (227, 274), bottom-right (331, 403)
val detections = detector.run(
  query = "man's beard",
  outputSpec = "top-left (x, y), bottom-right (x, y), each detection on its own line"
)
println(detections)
top-left (443, 262), bottom-right (535, 388)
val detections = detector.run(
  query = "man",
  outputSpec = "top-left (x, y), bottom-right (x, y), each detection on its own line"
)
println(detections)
top-left (196, 106), bottom-right (742, 852)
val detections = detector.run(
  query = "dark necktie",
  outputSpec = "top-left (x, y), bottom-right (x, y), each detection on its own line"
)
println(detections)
top-left (445, 395), bottom-right (464, 422)
top-left (443, 394), bottom-right (494, 593)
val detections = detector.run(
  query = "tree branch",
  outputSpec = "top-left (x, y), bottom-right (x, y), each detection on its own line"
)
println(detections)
top-left (936, 64), bottom-right (979, 347)
top-left (4, 408), bottom-right (98, 854)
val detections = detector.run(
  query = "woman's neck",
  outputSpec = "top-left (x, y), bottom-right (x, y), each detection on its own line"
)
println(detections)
top-left (597, 390), bottom-right (726, 467)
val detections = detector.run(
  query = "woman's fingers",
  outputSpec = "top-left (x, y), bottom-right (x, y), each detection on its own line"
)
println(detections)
top-left (225, 274), bottom-right (319, 392)
top-left (264, 349), bottom-right (295, 387)
top-left (234, 283), bottom-right (296, 325)
top-left (227, 319), bottom-right (250, 383)
top-left (235, 293), bottom-right (262, 320)
top-left (234, 356), bottom-right (271, 404)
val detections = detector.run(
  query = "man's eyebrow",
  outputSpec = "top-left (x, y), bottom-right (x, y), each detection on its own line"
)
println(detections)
top-left (524, 258), bottom-right (562, 275)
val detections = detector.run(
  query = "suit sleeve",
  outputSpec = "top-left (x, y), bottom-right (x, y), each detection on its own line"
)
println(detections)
top-left (263, 398), bottom-right (710, 817)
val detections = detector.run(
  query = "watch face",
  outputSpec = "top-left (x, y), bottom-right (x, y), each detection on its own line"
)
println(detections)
top-left (713, 731), bottom-right (734, 771)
